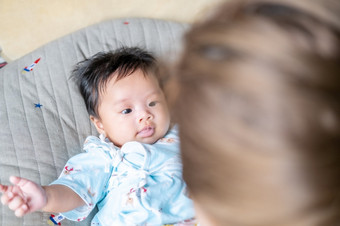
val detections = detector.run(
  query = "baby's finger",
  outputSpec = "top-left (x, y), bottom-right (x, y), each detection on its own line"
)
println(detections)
top-left (10, 176), bottom-right (30, 188)
top-left (9, 176), bottom-right (21, 185)
top-left (14, 204), bottom-right (28, 217)
top-left (0, 184), bottom-right (8, 193)
top-left (8, 196), bottom-right (24, 211)
top-left (1, 192), bottom-right (13, 205)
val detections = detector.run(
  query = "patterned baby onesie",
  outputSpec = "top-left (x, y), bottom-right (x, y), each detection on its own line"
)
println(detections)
top-left (51, 126), bottom-right (195, 225)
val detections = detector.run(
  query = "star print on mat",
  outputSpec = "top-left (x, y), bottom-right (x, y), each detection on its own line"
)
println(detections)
top-left (34, 103), bottom-right (43, 108)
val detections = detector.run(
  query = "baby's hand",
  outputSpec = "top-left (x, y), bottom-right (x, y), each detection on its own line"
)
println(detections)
top-left (0, 176), bottom-right (47, 217)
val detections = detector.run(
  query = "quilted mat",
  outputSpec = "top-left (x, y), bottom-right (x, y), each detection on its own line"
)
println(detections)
top-left (0, 18), bottom-right (188, 226)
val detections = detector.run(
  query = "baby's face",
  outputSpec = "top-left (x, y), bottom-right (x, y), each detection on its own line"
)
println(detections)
top-left (91, 69), bottom-right (170, 147)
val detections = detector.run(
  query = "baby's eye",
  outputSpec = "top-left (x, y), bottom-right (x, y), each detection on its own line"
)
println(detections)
top-left (149, 101), bottom-right (157, 107)
top-left (121, 108), bottom-right (132, 114)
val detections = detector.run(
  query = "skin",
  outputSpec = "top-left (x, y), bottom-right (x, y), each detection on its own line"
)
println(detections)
top-left (90, 69), bottom-right (170, 147)
top-left (0, 69), bottom-right (171, 217)
top-left (0, 176), bottom-right (84, 217)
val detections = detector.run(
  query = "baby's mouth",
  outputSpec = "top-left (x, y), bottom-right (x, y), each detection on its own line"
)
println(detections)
top-left (137, 126), bottom-right (155, 138)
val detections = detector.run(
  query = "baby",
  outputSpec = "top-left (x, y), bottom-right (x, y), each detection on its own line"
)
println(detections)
top-left (0, 47), bottom-right (195, 225)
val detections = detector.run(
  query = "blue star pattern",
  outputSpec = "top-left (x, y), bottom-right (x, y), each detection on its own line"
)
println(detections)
top-left (34, 103), bottom-right (43, 108)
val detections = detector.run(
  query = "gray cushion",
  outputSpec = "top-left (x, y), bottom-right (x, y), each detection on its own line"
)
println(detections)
top-left (0, 17), bottom-right (188, 226)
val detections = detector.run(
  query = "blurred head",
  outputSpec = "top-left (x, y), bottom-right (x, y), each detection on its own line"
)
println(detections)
top-left (74, 47), bottom-right (170, 146)
top-left (170, 0), bottom-right (340, 225)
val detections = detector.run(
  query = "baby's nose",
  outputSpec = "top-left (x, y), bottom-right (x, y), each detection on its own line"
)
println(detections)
top-left (138, 110), bottom-right (153, 123)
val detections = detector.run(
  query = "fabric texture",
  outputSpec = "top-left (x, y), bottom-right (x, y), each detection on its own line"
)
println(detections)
top-left (51, 126), bottom-right (194, 225)
top-left (0, 18), bottom-right (188, 226)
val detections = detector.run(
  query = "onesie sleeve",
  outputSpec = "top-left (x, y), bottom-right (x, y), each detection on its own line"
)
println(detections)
top-left (50, 136), bottom-right (114, 221)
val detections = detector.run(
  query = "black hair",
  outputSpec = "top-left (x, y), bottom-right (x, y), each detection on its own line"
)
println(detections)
top-left (72, 47), bottom-right (157, 118)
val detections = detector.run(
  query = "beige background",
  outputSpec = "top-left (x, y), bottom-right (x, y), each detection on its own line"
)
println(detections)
top-left (0, 0), bottom-right (223, 61)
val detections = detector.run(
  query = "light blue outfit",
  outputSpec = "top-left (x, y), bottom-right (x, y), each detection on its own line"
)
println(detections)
top-left (51, 126), bottom-right (195, 225)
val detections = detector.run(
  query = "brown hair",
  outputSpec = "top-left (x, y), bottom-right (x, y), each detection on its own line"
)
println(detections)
top-left (171, 0), bottom-right (340, 225)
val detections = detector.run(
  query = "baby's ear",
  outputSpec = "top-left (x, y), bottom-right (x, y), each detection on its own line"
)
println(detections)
top-left (90, 115), bottom-right (105, 135)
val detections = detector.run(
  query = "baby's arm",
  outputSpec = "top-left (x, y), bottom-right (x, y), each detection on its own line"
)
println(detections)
top-left (0, 176), bottom-right (85, 217)
top-left (42, 183), bottom-right (85, 213)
